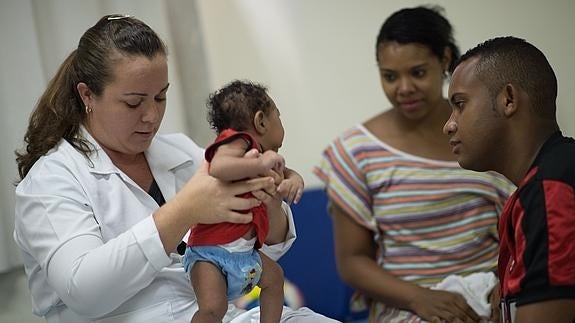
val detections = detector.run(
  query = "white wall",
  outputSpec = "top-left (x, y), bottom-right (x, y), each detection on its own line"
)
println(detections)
top-left (0, 0), bottom-right (195, 272)
top-left (195, 0), bottom-right (575, 188)
top-left (3, 0), bottom-right (574, 194)
top-left (1, 0), bottom-right (574, 235)
top-left (0, 0), bottom-right (47, 272)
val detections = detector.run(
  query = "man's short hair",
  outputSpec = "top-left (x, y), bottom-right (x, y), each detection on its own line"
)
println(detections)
top-left (453, 36), bottom-right (557, 119)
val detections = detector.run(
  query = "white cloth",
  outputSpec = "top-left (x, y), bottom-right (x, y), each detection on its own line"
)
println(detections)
top-left (14, 130), bottom-right (335, 323)
top-left (431, 272), bottom-right (497, 319)
top-left (228, 306), bottom-right (334, 323)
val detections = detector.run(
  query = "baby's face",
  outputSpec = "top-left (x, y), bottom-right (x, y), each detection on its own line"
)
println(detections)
top-left (261, 100), bottom-right (285, 152)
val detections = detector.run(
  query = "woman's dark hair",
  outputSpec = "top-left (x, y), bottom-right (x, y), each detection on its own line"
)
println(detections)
top-left (376, 6), bottom-right (460, 71)
top-left (16, 14), bottom-right (167, 179)
top-left (207, 80), bottom-right (272, 134)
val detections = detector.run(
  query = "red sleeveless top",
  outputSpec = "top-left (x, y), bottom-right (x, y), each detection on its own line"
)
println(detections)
top-left (187, 129), bottom-right (269, 249)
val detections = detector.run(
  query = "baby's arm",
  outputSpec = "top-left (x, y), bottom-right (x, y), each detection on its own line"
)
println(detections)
top-left (277, 167), bottom-right (304, 204)
top-left (209, 138), bottom-right (285, 181)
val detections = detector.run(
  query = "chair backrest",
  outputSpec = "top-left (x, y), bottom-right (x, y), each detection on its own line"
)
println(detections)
top-left (278, 188), bottom-right (367, 321)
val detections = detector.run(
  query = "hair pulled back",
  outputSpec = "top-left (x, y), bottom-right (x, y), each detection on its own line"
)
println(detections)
top-left (376, 5), bottom-right (460, 72)
top-left (16, 15), bottom-right (166, 179)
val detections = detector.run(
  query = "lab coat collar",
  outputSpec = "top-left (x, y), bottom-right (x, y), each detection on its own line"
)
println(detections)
top-left (145, 134), bottom-right (195, 173)
top-left (79, 127), bottom-right (193, 175)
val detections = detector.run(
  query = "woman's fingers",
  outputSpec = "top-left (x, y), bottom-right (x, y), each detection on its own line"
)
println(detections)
top-left (222, 209), bottom-right (253, 224)
top-left (450, 294), bottom-right (480, 322)
top-left (233, 176), bottom-right (275, 196)
top-left (414, 289), bottom-right (479, 323)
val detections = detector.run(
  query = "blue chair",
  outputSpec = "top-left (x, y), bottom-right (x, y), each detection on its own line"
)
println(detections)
top-left (278, 188), bottom-right (368, 322)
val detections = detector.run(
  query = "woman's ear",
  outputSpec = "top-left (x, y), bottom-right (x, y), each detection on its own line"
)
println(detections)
top-left (77, 82), bottom-right (94, 107)
top-left (253, 110), bottom-right (267, 135)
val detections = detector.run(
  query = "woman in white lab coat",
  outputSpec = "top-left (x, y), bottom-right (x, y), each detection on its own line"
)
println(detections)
top-left (13, 14), bottom-right (337, 323)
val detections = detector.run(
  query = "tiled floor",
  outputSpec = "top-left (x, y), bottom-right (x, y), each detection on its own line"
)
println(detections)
top-left (0, 267), bottom-right (43, 323)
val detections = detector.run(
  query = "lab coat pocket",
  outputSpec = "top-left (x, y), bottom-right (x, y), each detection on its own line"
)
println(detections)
top-left (93, 300), bottom-right (175, 323)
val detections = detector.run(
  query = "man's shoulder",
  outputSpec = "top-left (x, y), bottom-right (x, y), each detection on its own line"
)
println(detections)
top-left (536, 135), bottom-right (575, 184)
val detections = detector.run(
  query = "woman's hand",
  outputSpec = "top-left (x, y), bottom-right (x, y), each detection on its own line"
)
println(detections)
top-left (410, 288), bottom-right (480, 323)
top-left (154, 161), bottom-right (275, 254)
top-left (178, 162), bottom-right (275, 224)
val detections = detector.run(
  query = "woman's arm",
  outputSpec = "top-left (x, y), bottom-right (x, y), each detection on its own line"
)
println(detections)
top-left (154, 162), bottom-right (273, 253)
top-left (330, 202), bottom-right (480, 323)
top-left (16, 166), bottom-right (171, 318)
top-left (259, 201), bottom-right (296, 261)
top-left (15, 160), bottom-right (275, 318)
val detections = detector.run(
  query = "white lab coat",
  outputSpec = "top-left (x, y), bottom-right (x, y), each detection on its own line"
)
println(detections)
top-left (14, 130), bottom-right (335, 323)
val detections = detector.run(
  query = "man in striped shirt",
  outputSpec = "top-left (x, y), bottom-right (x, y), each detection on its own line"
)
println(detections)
top-left (444, 36), bottom-right (575, 323)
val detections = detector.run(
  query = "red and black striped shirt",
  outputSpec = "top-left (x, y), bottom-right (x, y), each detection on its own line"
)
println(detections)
top-left (499, 131), bottom-right (575, 306)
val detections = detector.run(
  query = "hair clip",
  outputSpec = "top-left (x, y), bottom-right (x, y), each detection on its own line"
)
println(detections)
top-left (107, 14), bottom-right (133, 21)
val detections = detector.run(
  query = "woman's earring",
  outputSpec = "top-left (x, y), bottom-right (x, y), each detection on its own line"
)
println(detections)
top-left (85, 106), bottom-right (93, 114)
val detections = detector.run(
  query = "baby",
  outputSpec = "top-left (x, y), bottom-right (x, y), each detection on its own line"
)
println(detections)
top-left (183, 80), bottom-right (304, 323)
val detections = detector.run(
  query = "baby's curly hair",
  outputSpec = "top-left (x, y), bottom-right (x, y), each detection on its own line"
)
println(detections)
top-left (207, 80), bottom-right (272, 134)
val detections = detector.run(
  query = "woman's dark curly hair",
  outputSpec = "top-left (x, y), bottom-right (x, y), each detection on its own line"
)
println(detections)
top-left (207, 80), bottom-right (272, 134)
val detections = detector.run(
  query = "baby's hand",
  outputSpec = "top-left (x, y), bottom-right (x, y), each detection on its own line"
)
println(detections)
top-left (259, 150), bottom-right (285, 174)
top-left (278, 170), bottom-right (304, 204)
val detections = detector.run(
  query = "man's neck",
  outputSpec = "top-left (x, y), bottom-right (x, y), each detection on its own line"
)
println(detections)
top-left (506, 124), bottom-right (559, 186)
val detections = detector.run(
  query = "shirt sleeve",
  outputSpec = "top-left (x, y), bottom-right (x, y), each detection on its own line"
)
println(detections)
top-left (260, 202), bottom-right (296, 260)
top-left (313, 136), bottom-right (376, 231)
top-left (515, 178), bottom-right (575, 305)
top-left (14, 163), bottom-right (171, 318)
top-left (486, 171), bottom-right (517, 239)
top-left (489, 171), bottom-right (517, 213)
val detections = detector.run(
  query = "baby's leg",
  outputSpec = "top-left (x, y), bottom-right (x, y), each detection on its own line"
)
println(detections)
top-left (190, 261), bottom-right (228, 323)
top-left (257, 251), bottom-right (284, 323)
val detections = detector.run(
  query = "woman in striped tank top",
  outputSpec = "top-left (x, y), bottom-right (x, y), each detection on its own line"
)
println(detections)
top-left (315, 6), bottom-right (515, 323)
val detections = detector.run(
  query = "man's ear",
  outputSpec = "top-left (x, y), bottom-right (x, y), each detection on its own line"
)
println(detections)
top-left (253, 110), bottom-right (267, 135)
top-left (77, 82), bottom-right (94, 107)
top-left (500, 83), bottom-right (519, 117)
